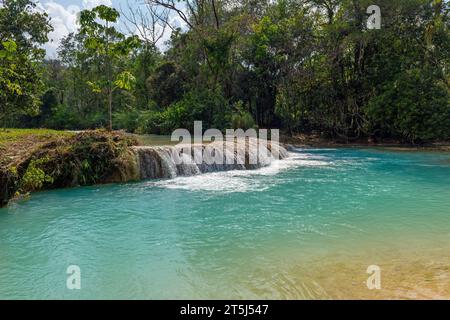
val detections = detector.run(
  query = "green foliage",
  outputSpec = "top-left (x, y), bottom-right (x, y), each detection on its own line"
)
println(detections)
top-left (20, 157), bottom-right (54, 191)
top-left (0, 130), bottom-right (139, 206)
top-left (146, 61), bottom-right (186, 109)
top-left (1, 0), bottom-right (449, 144)
top-left (0, 128), bottom-right (74, 146)
top-left (275, 88), bottom-right (304, 134)
top-left (136, 110), bottom-right (166, 135)
top-left (0, 0), bottom-right (52, 125)
top-left (78, 5), bottom-right (140, 130)
top-left (231, 112), bottom-right (256, 130)
top-left (138, 88), bottom-right (230, 134)
top-left (114, 71), bottom-right (136, 91)
top-left (62, 131), bottom-right (137, 185)
top-left (366, 69), bottom-right (450, 143)
top-left (0, 39), bottom-right (21, 97)
top-left (231, 102), bottom-right (257, 130)
top-left (272, 0), bottom-right (449, 142)
top-left (113, 109), bottom-right (142, 132)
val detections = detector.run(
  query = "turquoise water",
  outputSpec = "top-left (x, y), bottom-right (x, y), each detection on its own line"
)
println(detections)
top-left (1, 148), bottom-right (450, 299)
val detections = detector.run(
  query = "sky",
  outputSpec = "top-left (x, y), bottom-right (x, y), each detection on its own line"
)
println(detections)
top-left (37, 0), bottom-right (186, 58)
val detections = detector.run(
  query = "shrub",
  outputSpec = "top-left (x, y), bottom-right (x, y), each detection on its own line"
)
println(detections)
top-left (20, 157), bottom-right (54, 191)
top-left (138, 88), bottom-right (231, 134)
top-left (113, 109), bottom-right (141, 132)
top-left (231, 101), bottom-right (257, 130)
top-left (366, 69), bottom-right (450, 143)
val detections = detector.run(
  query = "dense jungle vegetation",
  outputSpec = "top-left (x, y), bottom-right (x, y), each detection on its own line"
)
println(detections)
top-left (1, 0), bottom-right (449, 143)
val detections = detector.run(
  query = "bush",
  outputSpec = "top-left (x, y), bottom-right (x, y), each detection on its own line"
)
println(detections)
top-left (20, 157), bottom-right (54, 191)
top-left (231, 101), bottom-right (257, 130)
top-left (366, 69), bottom-right (450, 143)
top-left (42, 104), bottom-right (80, 129)
top-left (138, 88), bottom-right (231, 134)
top-left (113, 109), bottom-right (141, 132)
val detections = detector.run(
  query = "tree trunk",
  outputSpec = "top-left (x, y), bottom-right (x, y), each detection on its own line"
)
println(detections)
top-left (106, 19), bottom-right (112, 132)
top-left (108, 89), bottom-right (113, 131)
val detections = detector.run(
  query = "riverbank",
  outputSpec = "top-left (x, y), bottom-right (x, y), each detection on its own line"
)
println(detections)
top-left (1, 129), bottom-right (286, 207)
top-left (281, 134), bottom-right (450, 152)
top-left (0, 129), bottom-right (139, 207)
top-left (2, 129), bottom-right (449, 207)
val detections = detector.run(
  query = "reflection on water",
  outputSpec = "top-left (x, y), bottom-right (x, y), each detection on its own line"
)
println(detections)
top-left (136, 134), bottom-right (215, 146)
top-left (136, 134), bottom-right (179, 146)
top-left (0, 148), bottom-right (449, 299)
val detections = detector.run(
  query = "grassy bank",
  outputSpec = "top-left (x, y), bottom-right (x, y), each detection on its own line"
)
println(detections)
top-left (0, 129), bottom-right (140, 207)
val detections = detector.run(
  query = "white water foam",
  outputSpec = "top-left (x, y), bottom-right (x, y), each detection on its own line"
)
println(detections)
top-left (149, 152), bottom-right (331, 193)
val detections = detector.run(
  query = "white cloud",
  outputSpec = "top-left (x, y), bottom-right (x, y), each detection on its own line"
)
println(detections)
top-left (41, 0), bottom-right (186, 58)
top-left (82, 0), bottom-right (112, 10)
top-left (40, 2), bottom-right (81, 58)
top-left (41, 0), bottom-right (112, 58)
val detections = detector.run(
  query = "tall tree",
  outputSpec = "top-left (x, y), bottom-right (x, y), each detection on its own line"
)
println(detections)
top-left (79, 5), bottom-right (139, 131)
top-left (0, 0), bottom-right (52, 126)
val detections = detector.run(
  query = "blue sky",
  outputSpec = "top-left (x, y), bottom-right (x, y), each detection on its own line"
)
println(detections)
top-left (38, 0), bottom-right (184, 57)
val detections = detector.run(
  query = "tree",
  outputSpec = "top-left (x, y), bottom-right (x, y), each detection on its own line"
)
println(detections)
top-left (146, 61), bottom-right (186, 108)
top-left (0, 0), bottom-right (52, 126)
top-left (79, 5), bottom-right (139, 131)
top-left (10, 0), bottom-right (448, 142)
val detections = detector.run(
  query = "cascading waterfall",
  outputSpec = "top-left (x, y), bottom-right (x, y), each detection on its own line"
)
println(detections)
top-left (132, 138), bottom-right (289, 180)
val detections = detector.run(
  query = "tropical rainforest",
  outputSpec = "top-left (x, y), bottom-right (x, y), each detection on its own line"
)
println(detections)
top-left (1, 0), bottom-right (449, 143)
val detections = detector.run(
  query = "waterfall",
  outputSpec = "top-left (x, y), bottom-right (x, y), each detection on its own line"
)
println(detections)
top-left (132, 138), bottom-right (289, 180)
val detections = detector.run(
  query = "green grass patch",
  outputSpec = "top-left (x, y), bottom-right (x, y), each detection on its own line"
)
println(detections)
top-left (0, 128), bottom-right (74, 146)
